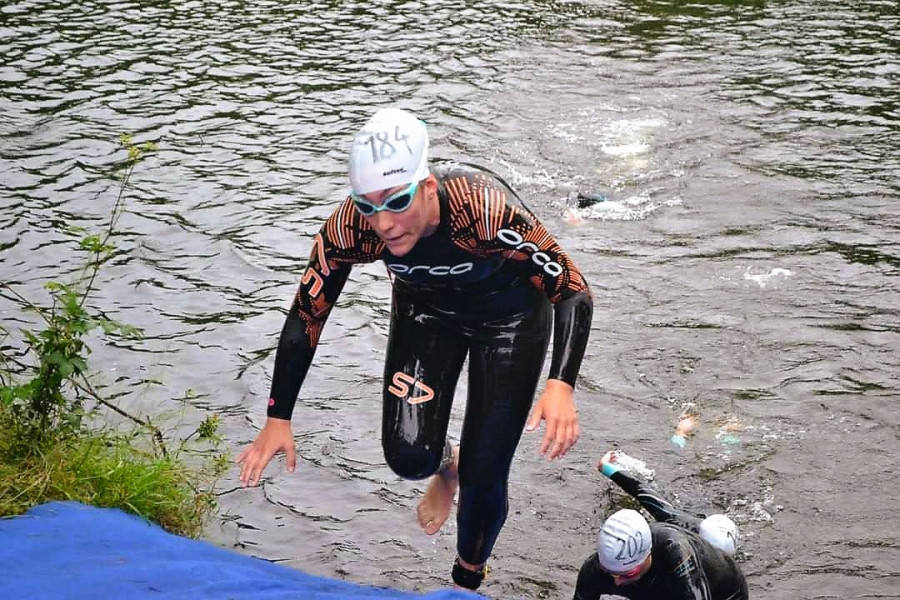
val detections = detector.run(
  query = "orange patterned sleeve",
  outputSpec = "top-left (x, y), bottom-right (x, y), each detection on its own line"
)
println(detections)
top-left (268, 199), bottom-right (384, 419)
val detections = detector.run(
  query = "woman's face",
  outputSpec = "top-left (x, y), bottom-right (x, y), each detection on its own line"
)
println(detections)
top-left (359, 176), bottom-right (438, 257)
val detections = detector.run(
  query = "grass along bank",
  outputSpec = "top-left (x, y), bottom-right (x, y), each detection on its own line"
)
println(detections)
top-left (0, 411), bottom-right (226, 538)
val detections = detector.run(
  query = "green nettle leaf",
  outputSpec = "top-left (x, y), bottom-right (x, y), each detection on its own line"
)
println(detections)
top-left (119, 324), bottom-right (143, 339)
top-left (64, 295), bottom-right (82, 316)
top-left (196, 415), bottom-right (221, 441)
top-left (80, 235), bottom-right (103, 252)
top-left (58, 360), bottom-right (74, 378)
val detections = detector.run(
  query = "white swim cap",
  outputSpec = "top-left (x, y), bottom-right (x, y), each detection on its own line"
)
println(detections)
top-left (597, 509), bottom-right (652, 573)
top-left (699, 514), bottom-right (739, 556)
top-left (348, 107), bottom-right (429, 196)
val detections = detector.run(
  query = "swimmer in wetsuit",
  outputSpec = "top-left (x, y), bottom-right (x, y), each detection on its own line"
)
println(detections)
top-left (598, 450), bottom-right (741, 556)
top-left (572, 454), bottom-right (749, 600)
top-left (573, 509), bottom-right (749, 600)
top-left (237, 107), bottom-right (594, 591)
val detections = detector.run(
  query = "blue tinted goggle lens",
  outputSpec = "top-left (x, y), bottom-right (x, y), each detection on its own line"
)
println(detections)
top-left (351, 181), bottom-right (418, 216)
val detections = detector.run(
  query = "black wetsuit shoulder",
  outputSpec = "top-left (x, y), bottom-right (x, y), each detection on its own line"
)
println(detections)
top-left (573, 524), bottom-right (748, 600)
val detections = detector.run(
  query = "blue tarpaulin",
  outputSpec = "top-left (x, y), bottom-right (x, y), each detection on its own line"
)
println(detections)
top-left (0, 501), bottom-right (483, 599)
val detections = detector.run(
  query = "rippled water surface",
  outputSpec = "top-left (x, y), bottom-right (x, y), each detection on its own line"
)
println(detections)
top-left (2, 1), bottom-right (898, 598)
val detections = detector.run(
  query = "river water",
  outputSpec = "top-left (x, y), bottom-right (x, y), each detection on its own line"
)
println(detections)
top-left (1, 1), bottom-right (898, 598)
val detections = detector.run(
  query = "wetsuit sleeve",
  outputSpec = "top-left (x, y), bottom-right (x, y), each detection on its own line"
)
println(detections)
top-left (657, 529), bottom-right (715, 600)
top-left (267, 200), bottom-right (384, 420)
top-left (572, 553), bottom-right (618, 600)
top-left (498, 204), bottom-right (593, 386)
top-left (550, 290), bottom-right (593, 387)
top-left (609, 471), bottom-right (700, 530)
top-left (445, 173), bottom-right (593, 387)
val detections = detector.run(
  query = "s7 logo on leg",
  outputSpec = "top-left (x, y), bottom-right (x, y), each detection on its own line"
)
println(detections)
top-left (388, 372), bottom-right (435, 405)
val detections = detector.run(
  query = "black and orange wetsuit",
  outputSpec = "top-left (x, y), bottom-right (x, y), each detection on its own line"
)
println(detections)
top-left (573, 523), bottom-right (749, 600)
top-left (267, 162), bottom-right (593, 584)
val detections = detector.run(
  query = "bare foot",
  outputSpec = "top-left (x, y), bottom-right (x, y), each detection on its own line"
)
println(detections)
top-left (417, 446), bottom-right (459, 535)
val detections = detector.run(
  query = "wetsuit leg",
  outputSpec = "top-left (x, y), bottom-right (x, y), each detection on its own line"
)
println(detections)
top-left (455, 298), bottom-right (552, 566)
top-left (381, 290), bottom-right (468, 479)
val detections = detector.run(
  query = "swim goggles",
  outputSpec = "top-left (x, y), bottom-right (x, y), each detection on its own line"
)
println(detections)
top-left (610, 562), bottom-right (645, 580)
top-left (350, 180), bottom-right (419, 216)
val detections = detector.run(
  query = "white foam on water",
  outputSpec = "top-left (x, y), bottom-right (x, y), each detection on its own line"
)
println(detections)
top-left (597, 117), bottom-right (665, 158)
top-left (601, 142), bottom-right (649, 157)
top-left (743, 267), bottom-right (793, 288)
top-left (550, 115), bottom-right (664, 159)
top-left (730, 487), bottom-right (777, 524)
top-left (568, 194), bottom-right (682, 221)
top-left (611, 451), bottom-right (656, 481)
top-left (490, 157), bottom-right (563, 190)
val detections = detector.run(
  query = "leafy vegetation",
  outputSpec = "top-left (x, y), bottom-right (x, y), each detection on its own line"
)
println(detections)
top-left (0, 136), bottom-right (225, 537)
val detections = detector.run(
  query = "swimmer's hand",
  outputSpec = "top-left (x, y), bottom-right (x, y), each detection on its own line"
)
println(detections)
top-left (236, 417), bottom-right (296, 487)
top-left (597, 450), bottom-right (621, 477)
top-left (597, 449), bottom-right (618, 471)
top-left (525, 379), bottom-right (580, 460)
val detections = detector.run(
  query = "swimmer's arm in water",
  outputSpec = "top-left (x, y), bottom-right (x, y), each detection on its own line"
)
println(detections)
top-left (599, 452), bottom-right (700, 529)
top-left (239, 205), bottom-right (380, 486)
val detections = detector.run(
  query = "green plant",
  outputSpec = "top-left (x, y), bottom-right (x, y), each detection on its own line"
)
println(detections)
top-left (1, 135), bottom-right (152, 438)
top-left (0, 135), bottom-right (224, 536)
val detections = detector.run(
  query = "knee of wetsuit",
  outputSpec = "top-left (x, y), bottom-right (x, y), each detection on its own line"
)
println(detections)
top-left (382, 441), bottom-right (443, 480)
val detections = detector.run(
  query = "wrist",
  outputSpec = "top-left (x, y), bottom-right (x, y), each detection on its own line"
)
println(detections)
top-left (545, 378), bottom-right (574, 393)
top-left (600, 462), bottom-right (620, 478)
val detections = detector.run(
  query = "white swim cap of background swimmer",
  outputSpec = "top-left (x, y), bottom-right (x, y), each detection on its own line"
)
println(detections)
top-left (699, 514), bottom-right (739, 556)
top-left (597, 509), bottom-right (652, 573)
top-left (348, 107), bottom-right (429, 196)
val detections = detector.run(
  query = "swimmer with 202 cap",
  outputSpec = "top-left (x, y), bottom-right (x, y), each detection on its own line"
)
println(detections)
top-left (237, 107), bottom-right (593, 591)
top-left (572, 451), bottom-right (749, 599)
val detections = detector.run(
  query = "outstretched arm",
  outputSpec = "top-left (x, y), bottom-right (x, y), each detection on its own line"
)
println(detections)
top-left (598, 451), bottom-right (701, 531)
top-left (447, 171), bottom-right (594, 459)
top-left (237, 250), bottom-right (352, 486)
top-left (524, 288), bottom-right (592, 459)
top-left (489, 190), bottom-right (593, 460)
top-left (238, 203), bottom-right (379, 486)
